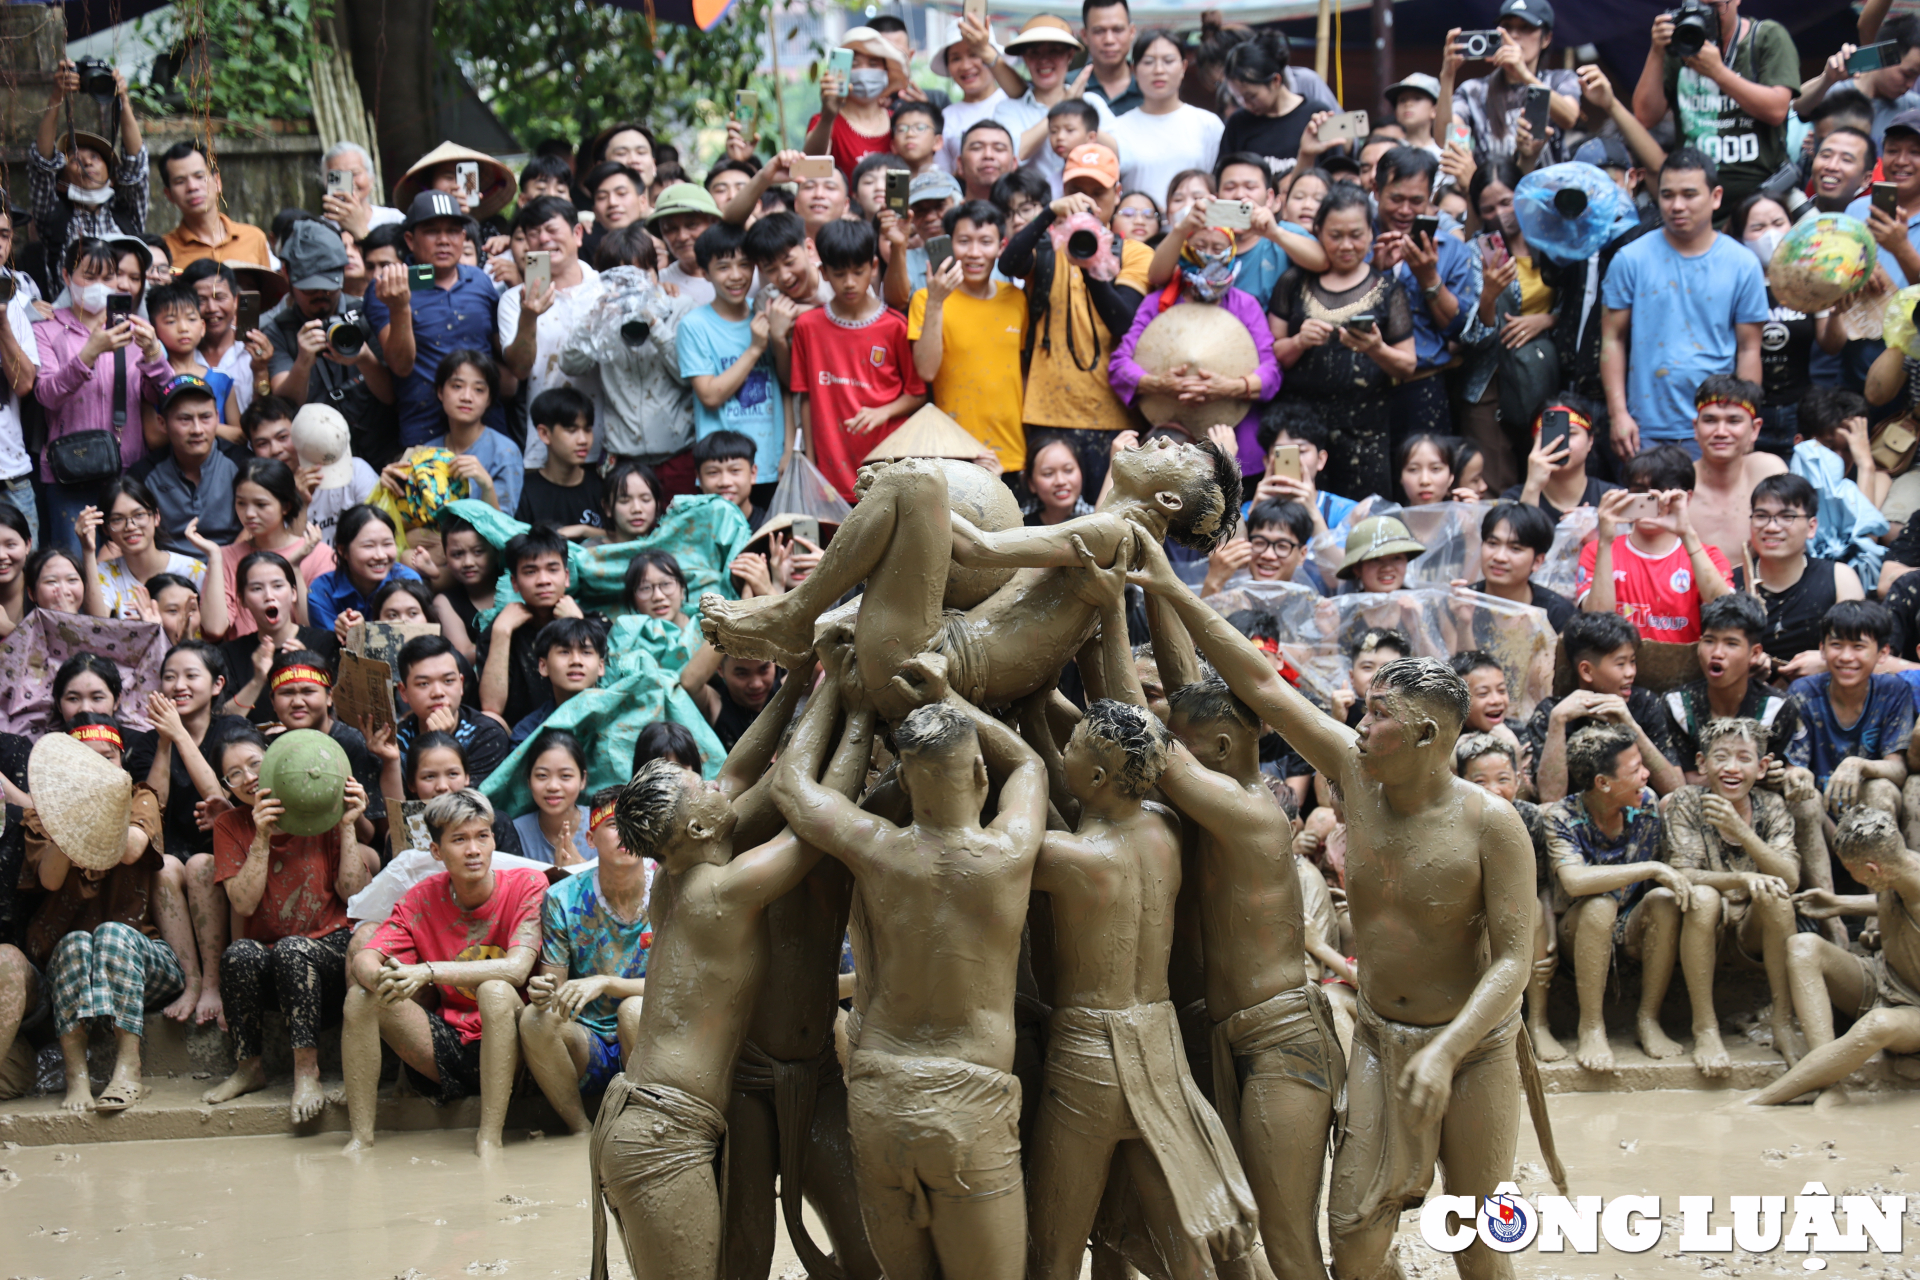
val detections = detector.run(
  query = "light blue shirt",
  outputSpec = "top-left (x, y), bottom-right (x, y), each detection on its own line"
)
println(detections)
top-left (1845, 193), bottom-right (1920, 287)
top-left (1382, 229), bottom-right (1484, 371)
top-left (1825, 79), bottom-right (1920, 144)
top-left (676, 305), bottom-right (786, 479)
top-left (426, 427), bottom-right (524, 516)
top-left (1600, 231), bottom-right (1768, 442)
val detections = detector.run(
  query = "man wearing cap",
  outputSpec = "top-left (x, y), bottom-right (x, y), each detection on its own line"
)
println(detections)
top-left (501, 196), bottom-right (606, 468)
top-left (989, 15), bottom-right (1120, 197)
top-left (158, 142), bottom-right (274, 269)
top-left (1385, 72), bottom-right (1443, 154)
top-left (363, 190), bottom-right (506, 450)
top-left (263, 218), bottom-right (397, 466)
top-left (1438, 2), bottom-right (1582, 166)
top-left (242, 401), bottom-right (376, 543)
top-left (1849, 112), bottom-right (1920, 289)
top-left (133, 374), bottom-right (240, 551)
top-left (649, 183), bottom-right (721, 305)
top-left (29, 59), bottom-right (147, 258)
top-left (1632, 0), bottom-right (1799, 213)
top-left (882, 170), bottom-right (962, 309)
top-left (1797, 20), bottom-right (1920, 146)
top-left (935, 20), bottom-right (1011, 175)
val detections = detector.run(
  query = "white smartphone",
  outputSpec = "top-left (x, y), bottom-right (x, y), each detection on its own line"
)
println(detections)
top-left (326, 169), bottom-right (353, 197)
top-left (456, 161), bottom-right (480, 203)
top-left (524, 250), bottom-right (551, 290)
top-left (1206, 199), bottom-right (1253, 231)
top-left (1319, 110), bottom-right (1370, 147)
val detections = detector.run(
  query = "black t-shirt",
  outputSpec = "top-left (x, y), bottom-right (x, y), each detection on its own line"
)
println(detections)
top-left (133, 713), bottom-right (254, 860)
top-left (220, 627), bottom-right (341, 703)
top-left (1468, 579), bottom-right (1578, 632)
top-left (516, 470), bottom-right (606, 533)
top-left (1496, 477), bottom-right (1622, 524)
top-left (707, 669), bottom-right (784, 751)
top-left (475, 614), bottom-right (546, 731)
top-left (1732, 557), bottom-right (1840, 664)
top-left (394, 705), bottom-right (511, 786)
top-left (1220, 100), bottom-right (1317, 167)
top-left (1758, 300), bottom-right (1815, 408)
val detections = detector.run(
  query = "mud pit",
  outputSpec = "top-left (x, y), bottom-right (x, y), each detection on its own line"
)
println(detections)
top-left (6, 1089), bottom-right (1920, 1278)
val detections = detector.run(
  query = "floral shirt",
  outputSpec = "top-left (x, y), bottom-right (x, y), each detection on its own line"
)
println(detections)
top-left (539, 865), bottom-right (654, 1041)
top-left (1542, 787), bottom-right (1663, 913)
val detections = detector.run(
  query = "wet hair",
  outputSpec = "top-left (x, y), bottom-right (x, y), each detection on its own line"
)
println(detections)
top-left (624, 550), bottom-right (687, 607)
top-left (434, 348), bottom-right (500, 402)
top-left (333, 504), bottom-right (397, 557)
top-left (1258, 399), bottom-right (1330, 455)
top-left (1564, 611), bottom-right (1640, 667)
top-left (894, 701), bottom-right (979, 758)
top-left (1166, 673), bottom-right (1259, 732)
top-left (397, 633), bottom-right (459, 680)
top-left (1448, 649), bottom-right (1504, 680)
top-left (1798, 386), bottom-right (1871, 439)
top-left (405, 730), bottom-right (467, 788)
top-left (1452, 731), bottom-right (1518, 775)
top-left (531, 385), bottom-right (594, 432)
top-left (1699, 592), bottom-right (1768, 645)
top-left (1078, 698), bottom-right (1172, 797)
top-left (1213, 151), bottom-right (1279, 193)
top-left (235, 549), bottom-right (298, 596)
top-left (945, 199), bottom-right (1006, 238)
top-left (1164, 437), bottom-right (1242, 554)
top-left (1661, 146), bottom-right (1719, 189)
top-left (602, 458), bottom-right (666, 530)
top-left (815, 218), bottom-right (878, 271)
top-left (742, 211), bottom-right (808, 266)
top-left (52, 652), bottom-right (122, 723)
top-left (1312, 181), bottom-right (1372, 233)
top-left (234, 456), bottom-right (304, 528)
top-left (615, 757), bottom-right (692, 859)
top-left (371, 577), bottom-right (435, 618)
top-left (1751, 473), bottom-right (1817, 518)
top-left (1697, 716), bottom-right (1768, 760)
top-left (1368, 657), bottom-right (1470, 731)
top-left (1834, 806), bottom-right (1904, 866)
top-left (504, 524), bottom-right (571, 576)
top-left (1480, 501), bottom-right (1555, 557)
top-left (1694, 373), bottom-right (1763, 414)
top-left (1046, 98), bottom-right (1101, 131)
top-left (423, 788), bottom-right (496, 845)
top-left (1246, 498), bottom-right (1312, 544)
top-left (526, 727), bottom-right (587, 775)
top-left (990, 167), bottom-right (1052, 212)
top-left (694, 430), bottom-right (756, 467)
top-left (1819, 599), bottom-right (1894, 648)
top-left (534, 615), bottom-right (608, 661)
top-left (1566, 724), bottom-right (1637, 794)
top-left (1346, 625), bottom-right (1411, 662)
top-left (634, 720), bottom-right (704, 773)
top-left (513, 195), bottom-right (580, 235)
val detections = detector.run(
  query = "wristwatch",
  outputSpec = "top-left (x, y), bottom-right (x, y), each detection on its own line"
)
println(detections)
top-left (1422, 281), bottom-right (1444, 300)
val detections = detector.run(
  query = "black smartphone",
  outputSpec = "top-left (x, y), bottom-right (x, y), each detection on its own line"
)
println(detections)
top-left (1521, 85), bottom-right (1551, 138)
top-left (1540, 407), bottom-right (1572, 455)
top-left (926, 235), bottom-right (953, 277)
top-left (105, 292), bottom-right (134, 323)
top-left (1849, 40), bottom-right (1899, 74)
top-left (1411, 214), bottom-right (1440, 244)
top-left (884, 170), bottom-right (910, 216)
top-left (1874, 181), bottom-right (1900, 216)
top-left (235, 289), bottom-right (260, 338)
top-left (1345, 313), bottom-right (1377, 333)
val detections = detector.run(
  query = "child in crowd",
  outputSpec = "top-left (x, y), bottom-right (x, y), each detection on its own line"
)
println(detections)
top-left (413, 349), bottom-right (520, 514)
top-left (1334, 625), bottom-right (1411, 725)
top-left (1784, 601), bottom-right (1914, 823)
top-left (1663, 592), bottom-right (1799, 779)
top-left (1252, 402), bottom-right (1354, 533)
top-left (510, 617), bottom-right (608, 745)
top-left (514, 728), bottom-right (593, 865)
top-left (477, 525), bottom-right (586, 729)
top-left (742, 212), bottom-right (826, 385)
top-left (693, 431), bottom-right (767, 529)
top-left (1579, 443), bottom-right (1733, 644)
top-left (892, 101), bottom-right (944, 176)
top-left (515, 387), bottom-right (603, 539)
top-left (143, 281), bottom-right (237, 431)
top-left (908, 200), bottom-right (1027, 474)
top-left (1047, 99), bottom-right (1100, 166)
top-left (1529, 611), bottom-right (1682, 803)
top-left (680, 223), bottom-right (787, 491)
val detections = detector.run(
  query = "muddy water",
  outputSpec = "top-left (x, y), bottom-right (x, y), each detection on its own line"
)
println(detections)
top-left (4, 1091), bottom-right (1920, 1278)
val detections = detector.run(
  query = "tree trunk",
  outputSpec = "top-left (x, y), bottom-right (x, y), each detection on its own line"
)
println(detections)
top-left (333, 0), bottom-right (436, 196)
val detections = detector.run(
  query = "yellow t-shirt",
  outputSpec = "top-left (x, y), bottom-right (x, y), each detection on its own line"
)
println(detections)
top-left (907, 282), bottom-right (1030, 473)
top-left (1021, 238), bottom-right (1154, 433)
top-left (1515, 255), bottom-right (1554, 316)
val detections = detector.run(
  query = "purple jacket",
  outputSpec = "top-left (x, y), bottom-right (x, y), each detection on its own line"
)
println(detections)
top-left (1109, 285), bottom-right (1280, 476)
top-left (32, 308), bottom-right (172, 482)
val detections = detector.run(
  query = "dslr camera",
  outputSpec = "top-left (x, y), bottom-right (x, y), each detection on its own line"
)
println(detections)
top-left (1455, 29), bottom-right (1502, 60)
top-left (71, 57), bottom-right (117, 97)
top-left (1666, 0), bottom-right (1714, 56)
top-left (328, 313), bottom-right (373, 358)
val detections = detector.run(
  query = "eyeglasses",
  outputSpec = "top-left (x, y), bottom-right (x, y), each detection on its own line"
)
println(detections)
top-left (1748, 510), bottom-right (1808, 528)
top-left (1250, 536), bottom-right (1301, 556)
top-left (223, 762), bottom-right (261, 786)
top-left (107, 509), bottom-right (152, 530)
top-left (632, 579), bottom-right (681, 599)
top-left (894, 123), bottom-right (936, 136)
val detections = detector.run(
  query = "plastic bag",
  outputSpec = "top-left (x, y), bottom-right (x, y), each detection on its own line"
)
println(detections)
top-left (579, 266), bottom-right (676, 365)
top-left (768, 442), bottom-right (853, 524)
top-left (1305, 501), bottom-right (1488, 591)
top-left (1513, 163), bottom-right (1628, 266)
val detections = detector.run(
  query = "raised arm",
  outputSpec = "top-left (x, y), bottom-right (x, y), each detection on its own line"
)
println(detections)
top-left (719, 655), bottom-right (813, 798)
top-left (955, 690), bottom-right (1048, 848)
top-left (771, 654), bottom-right (889, 871)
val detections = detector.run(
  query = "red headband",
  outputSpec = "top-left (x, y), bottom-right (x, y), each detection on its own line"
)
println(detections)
top-left (69, 723), bottom-right (124, 751)
top-left (1542, 404), bottom-right (1593, 434)
top-left (588, 802), bottom-right (617, 839)
top-left (1697, 397), bottom-right (1757, 419)
top-left (271, 665), bottom-right (331, 691)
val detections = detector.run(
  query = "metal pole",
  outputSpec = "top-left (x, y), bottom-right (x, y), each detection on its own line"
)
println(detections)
top-left (1372, 0), bottom-right (1392, 119)
top-left (1316, 0), bottom-right (1332, 81)
top-left (767, 0), bottom-right (788, 149)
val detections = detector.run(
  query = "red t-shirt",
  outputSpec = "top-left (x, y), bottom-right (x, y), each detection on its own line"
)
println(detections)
top-left (213, 807), bottom-right (350, 943)
top-left (805, 113), bottom-right (893, 178)
top-left (1575, 535), bottom-right (1733, 644)
top-left (368, 868), bottom-right (547, 1042)
top-left (789, 304), bottom-right (924, 501)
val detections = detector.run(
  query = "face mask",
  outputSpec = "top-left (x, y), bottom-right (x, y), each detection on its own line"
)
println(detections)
top-left (847, 68), bottom-right (890, 100)
top-left (75, 282), bottom-right (110, 314)
top-left (67, 183), bottom-right (113, 208)
top-left (1746, 227), bottom-right (1785, 269)
top-left (1179, 247), bottom-right (1241, 304)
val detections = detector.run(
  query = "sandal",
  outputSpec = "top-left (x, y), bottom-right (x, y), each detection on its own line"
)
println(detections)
top-left (93, 1081), bottom-right (146, 1113)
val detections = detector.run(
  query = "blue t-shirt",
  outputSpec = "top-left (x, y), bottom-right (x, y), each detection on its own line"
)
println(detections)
top-left (307, 563), bottom-right (423, 631)
top-left (1234, 231), bottom-right (1305, 311)
top-left (1785, 672), bottom-right (1919, 789)
top-left (512, 807), bottom-right (594, 867)
top-left (539, 865), bottom-right (652, 1040)
top-left (1386, 229), bottom-right (1480, 371)
top-left (1600, 232), bottom-right (1769, 442)
top-left (426, 428), bottom-right (524, 517)
top-left (676, 305), bottom-right (786, 479)
top-left (364, 264), bottom-right (506, 448)
top-left (204, 368), bottom-right (233, 423)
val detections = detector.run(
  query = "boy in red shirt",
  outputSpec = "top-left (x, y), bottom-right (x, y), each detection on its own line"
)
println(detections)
top-left (1578, 442), bottom-right (1733, 644)
top-left (788, 217), bottom-right (925, 500)
top-left (341, 788), bottom-right (546, 1159)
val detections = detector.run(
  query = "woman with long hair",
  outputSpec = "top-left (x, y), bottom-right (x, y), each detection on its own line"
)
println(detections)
top-left (201, 456), bottom-right (331, 640)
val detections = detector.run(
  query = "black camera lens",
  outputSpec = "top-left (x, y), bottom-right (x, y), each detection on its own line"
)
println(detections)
top-left (328, 319), bottom-right (366, 357)
top-left (1067, 230), bottom-right (1099, 259)
top-left (1669, 2), bottom-right (1711, 55)
top-left (620, 319), bottom-right (652, 348)
top-left (1552, 187), bottom-right (1588, 218)
top-left (74, 57), bottom-right (116, 96)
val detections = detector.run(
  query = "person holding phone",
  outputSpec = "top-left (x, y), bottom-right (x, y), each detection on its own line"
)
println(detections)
top-left (1795, 19), bottom-right (1920, 145)
top-left (1577, 444), bottom-right (1734, 646)
top-left (500, 197), bottom-right (604, 469)
top-left (28, 59), bottom-right (148, 259)
top-left (804, 27), bottom-right (910, 178)
top-left (908, 200), bottom-right (1027, 474)
top-left (1507, 397), bottom-right (1621, 521)
top-left (1458, 158), bottom-right (1557, 493)
top-left (1371, 146), bottom-right (1486, 440)
top-left (1435, 1), bottom-right (1582, 167)
top-left (1219, 29), bottom-right (1339, 165)
top-left (179, 260), bottom-right (274, 421)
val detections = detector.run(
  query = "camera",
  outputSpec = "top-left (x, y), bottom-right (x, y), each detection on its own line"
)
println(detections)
top-left (620, 318), bottom-right (652, 348)
top-left (328, 314), bottom-right (372, 357)
top-left (1455, 29), bottom-right (1501, 60)
top-left (71, 57), bottom-right (117, 97)
top-left (1757, 159), bottom-right (1811, 219)
top-left (1667, 0), bottom-right (1714, 57)
top-left (1067, 230), bottom-right (1101, 259)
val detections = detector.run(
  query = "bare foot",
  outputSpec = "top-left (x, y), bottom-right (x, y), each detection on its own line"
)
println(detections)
top-left (1638, 1016), bottom-right (1685, 1060)
top-left (698, 592), bottom-right (812, 665)
top-left (1529, 1022), bottom-right (1569, 1063)
top-left (475, 1132), bottom-right (505, 1162)
top-left (1576, 1024), bottom-right (1616, 1074)
top-left (1771, 1014), bottom-right (1804, 1067)
top-left (1692, 1025), bottom-right (1732, 1078)
top-left (340, 1134), bottom-right (375, 1156)
top-left (203, 1058), bottom-right (268, 1105)
top-left (60, 1074), bottom-right (95, 1113)
top-left (1813, 1084), bottom-right (1851, 1112)
top-left (193, 986), bottom-right (226, 1030)
top-left (290, 1073), bottom-right (327, 1124)
top-left (161, 982), bottom-right (199, 1022)
top-left (325, 1087), bottom-right (347, 1107)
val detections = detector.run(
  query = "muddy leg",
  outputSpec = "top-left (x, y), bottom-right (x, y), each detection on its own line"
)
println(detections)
top-left (1526, 895), bottom-right (1565, 1062)
top-left (518, 1003), bottom-right (592, 1135)
top-left (723, 1088), bottom-right (779, 1280)
top-left (1328, 1031), bottom-right (1402, 1280)
top-left (1240, 1071), bottom-right (1334, 1280)
top-left (1564, 896), bottom-right (1619, 1073)
top-left (1753, 1006), bottom-right (1920, 1106)
top-left (1626, 889), bottom-right (1685, 1060)
top-left (474, 979), bottom-right (523, 1158)
top-left (184, 854), bottom-right (228, 1028)
top-left (1026, 1097), bottom-right (1123, 1280)
top-left (0, 945), bottom-right (38, 1090)
top-left (801, 1075), bottom-right (883, 1280)
top-left (600, 1123), bottom-right (725, 1280)
top-left (1435, 1044), bottom-right (1521, 1280)
top-left (1747, 935), bottom-right (1876, 1105)
top-left (1676, 885), bottom-right (1729, 1076)
top-left (1740, 890), bottom-right (1803, 1064)
top-left (928, 1173), bottom-right (1029, 1280)
top-left (154, 856), bottom-right (202, 1021)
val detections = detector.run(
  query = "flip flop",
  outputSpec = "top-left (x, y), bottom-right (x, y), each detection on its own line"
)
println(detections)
top-left (93, 1081), bottom-right (145, 1112)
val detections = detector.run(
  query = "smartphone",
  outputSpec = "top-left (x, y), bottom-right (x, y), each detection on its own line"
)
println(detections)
top-left (1874, 181), bottom-right (1900, 216)
top-left (1272, 443), bottom-right (1303, 482)
top-left (1319, 109), bottom-right (1369, 147)
top-left (1412, 214), bottom-right (1440, 244)
top-left (524, 251), bottom-right (551, 290)
top-left (1445, 119), bottom-right (1472, 152)
top-left (1344, 313), bottom-right (1377, 333)
top-left (1205, 198), bottom-right (1253, 231)
top-left (235, 289), bottom-right (260, 339)
top-left (1849, 40), bottom-right (1899, 74)
top-left (1480, 230), bottom-right (1508, 267)
top-left (1618, 493), bottom-right (1661, 522)
top-left (885, 169), bottom-right (911, 216)
top-left (789, 516), bottom-right (821, 549)
top-left (326, 168), bottom-right (353, 198)
top-left (732, 90), bottom-right (757, 123)
top-left (963, 0), bottom-right (987, 23)
top-left (925, 234), bottom-right (953, 276)
top-left (1540, 407), bottom-right (1572, 455)
top-left (791, 156), bottom-right (836, 180)
top-left (827, 48), bottom-right (853, 82)
top-left (456, 161), bottom-right (480, 203)
top-left (408, 262), bottom-right (436, 291)
top-left (105, 292), bottom-right (134, 323)
top-left (1520, 85), bottom-right (1551, 138)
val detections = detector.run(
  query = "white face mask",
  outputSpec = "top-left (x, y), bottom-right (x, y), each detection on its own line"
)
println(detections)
top-left (67, 183), bottom-right (113, 208)
top-left (75, 282), bottom-right (110, 314)
top-left (848, 68), bottom-right (890, 100)
top-left (1746, 226), bottom-right (1785, 269)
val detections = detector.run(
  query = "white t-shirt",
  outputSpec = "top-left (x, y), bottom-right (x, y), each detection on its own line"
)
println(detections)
top-left (939, 89), bottom-right (1010, 175)
top-left (306, 458), bottom-right (381, 543)
top-left (95, 552), bottom-right (205, 619)
top-left (1108, 105), bottom-right (1225, 210)
top-left (993, 89), bottom-right (1119, 197)
top-left (661, 261), bottom-right (716, 307)
top-left (0, 293), bottom-right (40, 480)
top-left (498, 261), bottom-right (606, 466)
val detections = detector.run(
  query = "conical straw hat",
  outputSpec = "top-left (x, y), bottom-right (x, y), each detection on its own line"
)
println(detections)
top-left (392, 141), bottom-right (517, 222)
top-left (259, 728), bottom-right (352, 837)
top-left (862, 403), bottom-right (990, 462)
top-left (29, 733), bottom-right (132, 871)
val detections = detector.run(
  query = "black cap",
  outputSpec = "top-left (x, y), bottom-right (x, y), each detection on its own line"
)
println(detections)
top-left (1498, 0), bottom-right (1554, 28)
